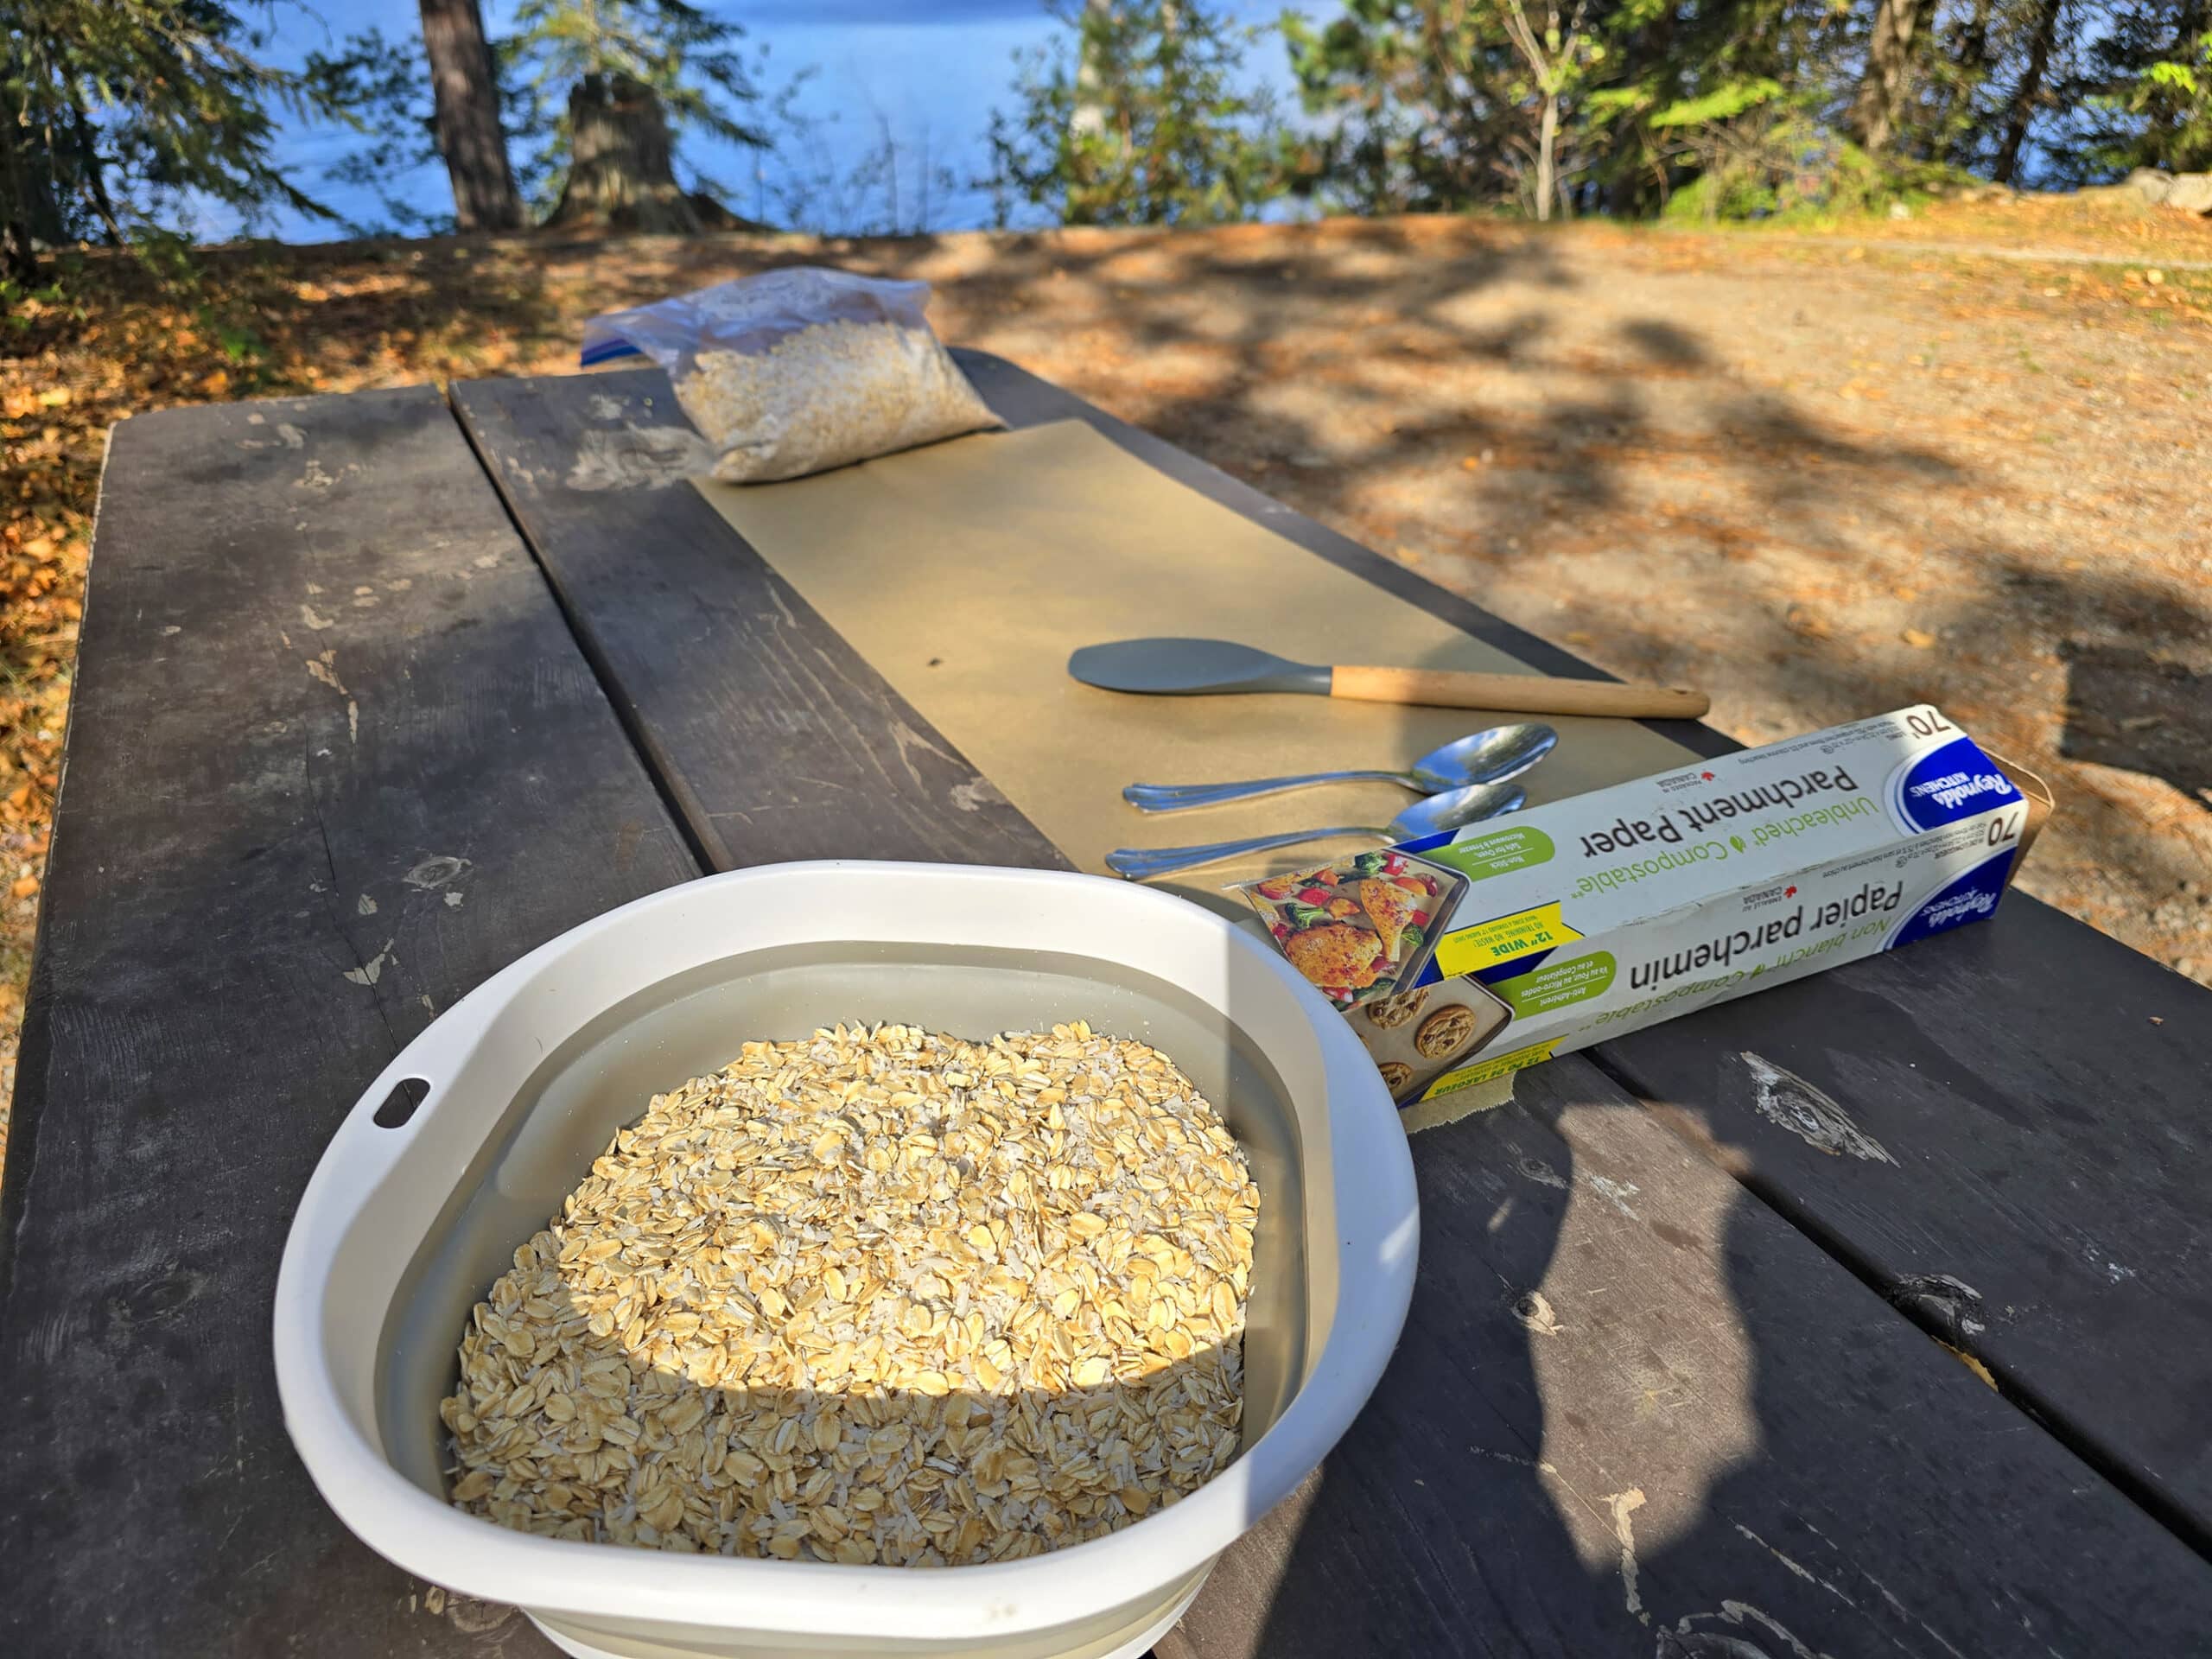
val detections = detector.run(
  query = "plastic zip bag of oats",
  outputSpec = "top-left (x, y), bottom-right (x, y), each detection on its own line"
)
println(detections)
top-left (580, 268), bottom-right (1002, 483)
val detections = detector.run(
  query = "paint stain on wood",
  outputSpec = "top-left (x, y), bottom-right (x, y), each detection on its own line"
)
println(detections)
top-left (304, 653), bottom-right (348, 697)
top-left (1657, 1629), bottom-right (1774, 1657)
top-left (1670, 1600), bottom-right (1833, 1659)
top-left (564, 424), bottom-right (714, 492)
top-left (1605, 1487), bottom-right (1649, 1624)
top-left (1585, 1172), bottom-right (1642, 1218)
top-left (303, 651), bottom-right (360, 742)
top-left (1738, 1051), bottom-right (1894, 1163)
top-left (949, 776), bottom-right (1008, 812)
top-left (343, 939), bottom-right (395, 987)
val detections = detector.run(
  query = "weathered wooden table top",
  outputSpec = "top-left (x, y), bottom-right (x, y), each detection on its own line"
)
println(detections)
top-left (3, 353), bottom-right (2209, 1658)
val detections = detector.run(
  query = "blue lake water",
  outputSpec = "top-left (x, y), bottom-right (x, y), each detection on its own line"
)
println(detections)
top-left (254, 0), bottom-right (1308, 241)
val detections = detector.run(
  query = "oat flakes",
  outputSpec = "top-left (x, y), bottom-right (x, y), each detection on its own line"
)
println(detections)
top-left (441, 1021), bottom-right (1256, 1567)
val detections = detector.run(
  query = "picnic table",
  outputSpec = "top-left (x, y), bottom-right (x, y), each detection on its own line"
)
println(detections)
top-left (3, 350), bottom-right (2210, 1659)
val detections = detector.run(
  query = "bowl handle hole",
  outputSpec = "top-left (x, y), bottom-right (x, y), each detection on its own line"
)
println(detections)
top-left (373, 1077), bottom-right (431, 1128)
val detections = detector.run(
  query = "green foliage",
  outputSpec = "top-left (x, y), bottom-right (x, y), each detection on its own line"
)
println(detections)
top-left (0, 0), bottom-right (353, 276)
top-left (1274, 0), bottom-right (2212, 215)
top-left (1281, 1), bottom-right (1838, 218)
top-left (1658, 116), bottom-right (1887, 221)
top-left (2039, 2), bottom-right (2212, 182)
top-left (0, 273), bottom-right (81, 334)
top-left (1649, 78), bottom-right (1786, 129)
top-left (985, 1), bottom-right (1294, 227)
top-left (2127, 29), bottom-right (2212, 171)
top-left (1281, 0), bottom-right (1516, 213)
top-left (2144, 58), bottom-right (2202, 95)
top-left (302, 30), bottom-right (455, 237)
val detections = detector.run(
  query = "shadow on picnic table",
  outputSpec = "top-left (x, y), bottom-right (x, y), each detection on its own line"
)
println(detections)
top-left (1217, 1070), bottom-right (2195, 1659)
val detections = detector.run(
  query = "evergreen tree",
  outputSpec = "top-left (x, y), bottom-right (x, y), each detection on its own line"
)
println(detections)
top-left (1281, 1), bottom-right (1521, 214)
top-left (0, 0), bottom-right (347, 277)
top-left (985, 0), bottom-right (1292, 227)
top-left (1283, 0), bottom-right (1860, 218)
top-left (2055, 0), bottom-right (2212, 178)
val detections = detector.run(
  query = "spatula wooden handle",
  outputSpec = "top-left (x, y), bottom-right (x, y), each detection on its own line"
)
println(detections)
top-left (1329, 664), bottom-right (1709, 720)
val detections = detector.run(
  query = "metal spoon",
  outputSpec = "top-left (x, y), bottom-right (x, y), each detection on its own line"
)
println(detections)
top-left (1106, 781), bottom-right (1526, 881)
top-left (1123, 721), bottom-right (1556, 814)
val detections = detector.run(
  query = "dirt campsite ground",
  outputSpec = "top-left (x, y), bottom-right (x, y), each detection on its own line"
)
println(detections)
top-left (3, 188), bottom-right (2208, 1170)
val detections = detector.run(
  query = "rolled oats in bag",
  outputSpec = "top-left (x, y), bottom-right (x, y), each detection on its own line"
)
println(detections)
top-left (579, 268), bottom-right (1001, 483)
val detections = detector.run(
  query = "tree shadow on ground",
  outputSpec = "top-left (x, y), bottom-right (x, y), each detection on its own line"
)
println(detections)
top-left (2057, 643), bottom-right (2212, 813)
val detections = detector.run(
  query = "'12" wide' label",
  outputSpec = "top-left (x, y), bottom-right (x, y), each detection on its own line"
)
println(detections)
top-left (1434, 902), bottom-right (1584, 977)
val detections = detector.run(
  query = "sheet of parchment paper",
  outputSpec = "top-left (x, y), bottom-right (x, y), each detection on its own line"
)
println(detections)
top-left (693, 420), bottom-right (1703, 1128)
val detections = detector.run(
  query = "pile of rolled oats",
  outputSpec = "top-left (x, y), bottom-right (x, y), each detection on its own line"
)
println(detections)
top-left (678, 319), bottom-right (999, 483)
top-left (442, 1021), bottom-right (1258, 1566)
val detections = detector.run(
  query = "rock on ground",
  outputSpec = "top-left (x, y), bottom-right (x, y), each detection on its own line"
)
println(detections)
top-left (2164, 174), bottom-right (2212, 215)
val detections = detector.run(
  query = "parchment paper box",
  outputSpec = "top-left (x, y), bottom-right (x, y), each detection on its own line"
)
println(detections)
top-left (1389, 706), bottom-right (2048, 1102)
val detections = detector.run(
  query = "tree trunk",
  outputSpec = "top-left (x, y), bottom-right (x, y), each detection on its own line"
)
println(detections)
top-left (1847, 0), bottom-right (1936, 155)
top-left (1992, 0), bottom-right (2063, 184)
top-left (0, 103), bottom-right (61, 281)
top-left (419, 0), bottom-right (523, 232)
top-left (1535, 92), bottom-right (1559, 220)
top-left (544, 73), bottom-right (703, 234)
top-left (1070, 0), bottom-right (1115, 141)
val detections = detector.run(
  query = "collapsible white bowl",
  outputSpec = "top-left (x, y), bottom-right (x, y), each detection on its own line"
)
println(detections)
top-left (275, 861), bottom-right (1417, 1659)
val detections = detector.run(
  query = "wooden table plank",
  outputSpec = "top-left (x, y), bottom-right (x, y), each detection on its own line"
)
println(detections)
top-left (1162, 1052), bottom-right (2212, 1659)
top-left (950, 348), bottom-right (2212, 1548)
top-left (448, 372), bottom-right (1067, 874)
top-left (0, 387), bottom-right (696, 1657)
top-left (1592, 897), bottom-right (2212, 1550)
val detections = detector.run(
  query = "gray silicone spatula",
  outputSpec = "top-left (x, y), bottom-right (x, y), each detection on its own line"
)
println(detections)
top-left (1069, 638), bottom-right (1709, 721)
